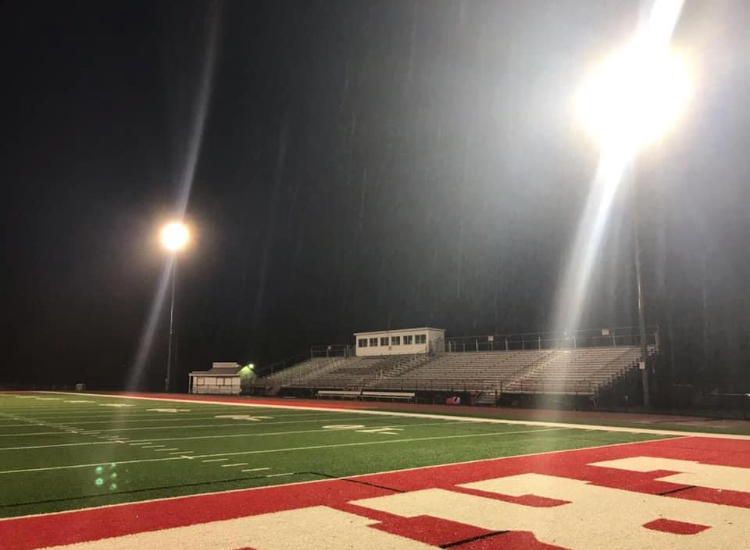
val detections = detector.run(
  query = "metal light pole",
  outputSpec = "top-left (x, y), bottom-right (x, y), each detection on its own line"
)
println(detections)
top-left (161, 222), bottom-right (189, 393)
top-left (632, 201), bottom-right (650, 406)
top-left (165, 257), bottom-right (177, 393)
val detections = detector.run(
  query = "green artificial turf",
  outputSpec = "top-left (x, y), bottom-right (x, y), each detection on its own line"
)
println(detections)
top-left (0, 392), bottom-right (671, 518)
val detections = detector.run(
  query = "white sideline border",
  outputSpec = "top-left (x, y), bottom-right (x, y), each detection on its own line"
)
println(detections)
top-left (37, 391), bottom-right (750, 441)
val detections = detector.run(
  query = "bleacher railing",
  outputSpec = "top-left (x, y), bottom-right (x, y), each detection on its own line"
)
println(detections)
top-left (445, 326), bottom-right (659, 353)
top-left (310, 344), bottom-right (352, 358)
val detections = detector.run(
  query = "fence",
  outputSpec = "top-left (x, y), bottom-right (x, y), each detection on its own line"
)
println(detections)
top-left (445, 326), bottom-right (659, 353)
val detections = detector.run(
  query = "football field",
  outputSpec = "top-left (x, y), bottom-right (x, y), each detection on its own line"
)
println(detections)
top-left (3, 392), bottom-right (750, 550)
top-left (0, 391), bottom-right (668, 518)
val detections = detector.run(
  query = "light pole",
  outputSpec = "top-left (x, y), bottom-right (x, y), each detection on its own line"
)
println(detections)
top-left (577, 40), bottom-right (690, 406)
top-left (161, 222), bottom-right (189, 393)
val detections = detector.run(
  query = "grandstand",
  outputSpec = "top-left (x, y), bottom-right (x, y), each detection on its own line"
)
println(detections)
top-left (250, 326), bottom-right (658, 403)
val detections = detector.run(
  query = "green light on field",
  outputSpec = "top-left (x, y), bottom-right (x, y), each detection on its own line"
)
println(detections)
top-left (109, 483), bottom-right (118, 491)
top-left (95, 478), bottom-right (104, 487)
top-left (111, 472), bottom-right (118, 479)
top-left (95, 466), bottom-right (103, 474)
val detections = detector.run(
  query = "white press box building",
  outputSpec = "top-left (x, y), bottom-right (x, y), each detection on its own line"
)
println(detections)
top-left (353, 327), bottom-right (445, 356)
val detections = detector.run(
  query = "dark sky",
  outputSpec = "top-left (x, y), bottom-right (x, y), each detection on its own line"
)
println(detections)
top-left (2, 0), bottom-right (750, 391)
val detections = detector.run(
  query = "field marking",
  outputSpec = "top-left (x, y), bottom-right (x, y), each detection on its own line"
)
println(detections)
top-left (51, 415), bottom-right (393, 433)
top-left (0, 431), bottom-right (65, 437)
top-left (0, 418), bottom-right (542, 451)
top-left (41, 391), bottom-right (750, 441)
top-left (0, 411), bottom-right (86, 438)
top-left (0, 409), bottom-right (339, 422)
top-left (170, 451), bottom-right (193, 455)
top-left (0, 427), bottom-right (569, 475)
top-left (0, 412), bottom-right (375, 431)
top-left (0, 433), bottom-right (688, 523)
top-left (154, 448), bottom-right (180, 452)
top-left (266, 472), bottom-right (295, 478)
top-left (221, 463), bottom-right (248, 468)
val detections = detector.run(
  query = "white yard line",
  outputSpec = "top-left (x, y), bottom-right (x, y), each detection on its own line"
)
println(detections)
top-left (220, 463), bottom-right (248, 468)
top-left (242, 467), bottom-right (270, 472)
top-left (266, 472), bottom-right (295, 478)
top-left (9, 410), bottom-right (343, 423)
top-left (57, 415), bottom-right (388, 433)
top-left (0, 427), bottom-right (568, 475)
top-left (39, 391), bottom-right (750, 441)
top-left (0, 419), bottom-right (542, 451)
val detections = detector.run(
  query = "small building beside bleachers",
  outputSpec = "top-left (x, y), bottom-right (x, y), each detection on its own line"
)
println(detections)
top-left (189, 362), bottom-right (251, 395)
top-left (354, 327), bottom-right (445, 357)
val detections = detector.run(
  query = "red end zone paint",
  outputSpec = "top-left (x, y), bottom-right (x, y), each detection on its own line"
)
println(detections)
top-left (4, 436), bottom-right (750, 550)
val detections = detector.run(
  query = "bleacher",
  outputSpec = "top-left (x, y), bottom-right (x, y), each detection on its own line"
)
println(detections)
top-left (371, 350), bottom-right (554, 391)
top-left (501, 346), bottom-right (645, 395)
top-left (291, 354), bottom-right (434, 389)
top-left (257, 356), bottom-right (347, 386)
top-left (253, 343), bottom-right (651, 398)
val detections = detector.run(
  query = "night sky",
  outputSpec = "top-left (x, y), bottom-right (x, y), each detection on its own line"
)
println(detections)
top-left (2, 1), bottom-right (750, 392)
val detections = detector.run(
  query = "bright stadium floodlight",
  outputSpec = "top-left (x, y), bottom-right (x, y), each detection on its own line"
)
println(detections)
top-left (161, 222), bottom-right (190, 252)
top-left (563, 0), bottom-right (691, 407)
top-left (577, 43), bottom-right (689, 153)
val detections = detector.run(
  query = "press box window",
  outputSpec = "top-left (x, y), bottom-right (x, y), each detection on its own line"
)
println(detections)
top-left (391, 336), bottom-right (401, 345)
top-left (380, 337), bottom-right (389, 346)
top-left (369, 338), bottom-right (378, 346)
top-left (358, 339), bottom-right (368, 347)
top-left (415, 334), bottom-right (427, 344)
top-left (403, 335), bottom-right (414, 345)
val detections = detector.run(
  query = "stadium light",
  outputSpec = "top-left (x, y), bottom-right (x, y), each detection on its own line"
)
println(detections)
top-left (160, 221), bottom-right (190, 393)
top-left (573, 23), bottom-right (690, 407)
top-left (161, 222), bottom-right (190, 252)
top-left (576, 43), bottom-right (690, 152)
